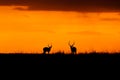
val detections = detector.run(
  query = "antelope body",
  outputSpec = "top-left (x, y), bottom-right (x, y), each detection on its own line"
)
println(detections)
top-left (68, 42), bottom-right (77, 54)
top-left (43, 45), bottom-right (52, 54)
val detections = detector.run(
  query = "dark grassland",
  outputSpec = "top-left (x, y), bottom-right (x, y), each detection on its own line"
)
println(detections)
top-left (0, 52), bottom-right (120, 65)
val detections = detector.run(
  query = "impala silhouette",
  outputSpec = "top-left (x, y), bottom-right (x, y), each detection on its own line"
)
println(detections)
top-left (68, 42), bottom-right (77, 54)
top-left (43, 45), bottom-right (52, 54)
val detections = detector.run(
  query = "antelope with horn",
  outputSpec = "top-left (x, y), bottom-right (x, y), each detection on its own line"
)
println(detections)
top-left (68, 41), bottom-right (77, 54)
top-left (43, 45), bottom-right (52, 54)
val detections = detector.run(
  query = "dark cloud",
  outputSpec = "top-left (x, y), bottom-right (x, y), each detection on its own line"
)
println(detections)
top-left (0, 0), bottom-right (120, 12)
top-left (14, 6), bottom-right (28, 10)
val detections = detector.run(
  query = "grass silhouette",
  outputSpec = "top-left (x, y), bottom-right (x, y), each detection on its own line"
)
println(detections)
top-left (0, 52), bottom-right (120, 65)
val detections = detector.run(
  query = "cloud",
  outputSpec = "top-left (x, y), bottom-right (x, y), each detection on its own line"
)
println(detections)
top-left (68, 31), bottom-right (102, 35)
top-left (0, 0), bottom-right (120, 12)
top-left (118, 32), bottom-right (120, 34)
top-left (101, 18), bottom-right (120, 21)
top-left (13, 6), bottom-right (28, 10)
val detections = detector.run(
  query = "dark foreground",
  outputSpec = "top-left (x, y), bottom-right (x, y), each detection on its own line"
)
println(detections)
top-left (0, 53), bottom-right (120, 65)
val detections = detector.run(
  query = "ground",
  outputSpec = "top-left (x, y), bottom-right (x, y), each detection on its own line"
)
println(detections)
top-left (0, 52), bottom-right (120, 65)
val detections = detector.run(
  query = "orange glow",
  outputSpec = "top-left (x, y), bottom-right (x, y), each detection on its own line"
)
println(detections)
top-left (0, 6), bottom-right (120, 53)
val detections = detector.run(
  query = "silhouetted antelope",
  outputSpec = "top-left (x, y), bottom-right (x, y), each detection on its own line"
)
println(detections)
top-left (68, 42), bottom-right (77, 54)
top-left (43, 45), bottom-right (52, 54)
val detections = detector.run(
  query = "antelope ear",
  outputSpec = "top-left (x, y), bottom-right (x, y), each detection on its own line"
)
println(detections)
top-left (50, 45), bottom-right (52, 47)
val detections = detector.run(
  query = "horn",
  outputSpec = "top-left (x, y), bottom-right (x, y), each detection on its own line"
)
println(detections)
top-left (72, 42), bottom-right (75, 45)
top-left (68, 41), bottom-right (71, 45)
top-left (48, 44), bottom-right (49, 47)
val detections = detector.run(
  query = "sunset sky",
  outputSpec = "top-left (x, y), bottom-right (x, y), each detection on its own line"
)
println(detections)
top-left (0, 0), bottom-right (120, 53)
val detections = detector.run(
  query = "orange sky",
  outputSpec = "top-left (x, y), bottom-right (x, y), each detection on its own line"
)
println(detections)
top-left (0, 6), bottom-right (120, 53)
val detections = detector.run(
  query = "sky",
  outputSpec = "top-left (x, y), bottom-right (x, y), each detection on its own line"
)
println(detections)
top-left (0, 0), bottom-right (120, 53)
top-left (0, 0), bottom-right (120, 12)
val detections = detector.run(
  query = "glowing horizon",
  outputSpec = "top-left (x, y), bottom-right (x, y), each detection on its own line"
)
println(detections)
top-left (0, 6), bottom-right (120, 53)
